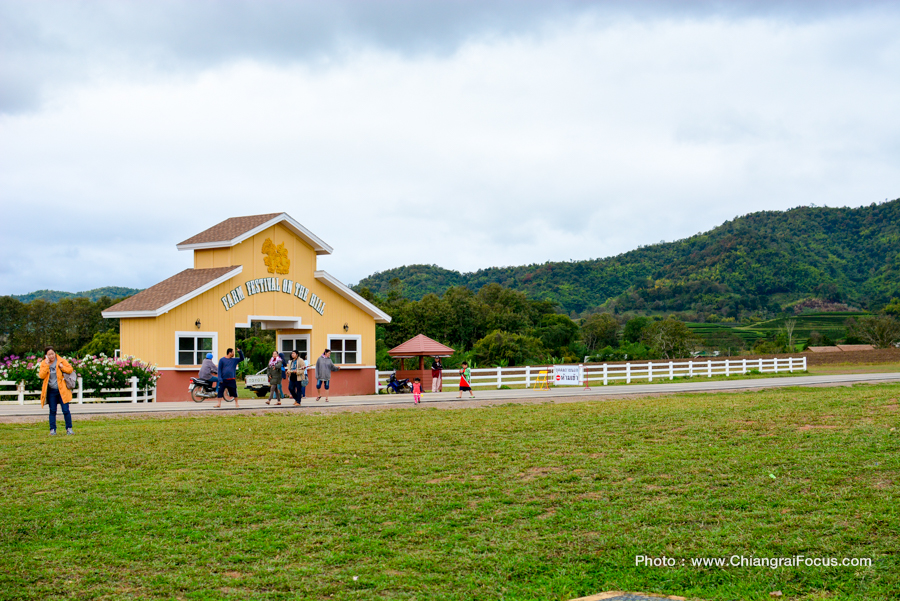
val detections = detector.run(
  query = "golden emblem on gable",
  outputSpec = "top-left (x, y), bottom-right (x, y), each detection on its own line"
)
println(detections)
top-left (261, 238), bottom-right (290, 275)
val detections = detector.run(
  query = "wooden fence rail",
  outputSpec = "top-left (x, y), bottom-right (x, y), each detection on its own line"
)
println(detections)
top-left (376, 356), bottom-right (807, 392)
top-left (0, 377), bottom-right (156, 405)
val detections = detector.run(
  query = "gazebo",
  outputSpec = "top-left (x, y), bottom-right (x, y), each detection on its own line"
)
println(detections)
top-left (388, 334), bottom-right (455, 391)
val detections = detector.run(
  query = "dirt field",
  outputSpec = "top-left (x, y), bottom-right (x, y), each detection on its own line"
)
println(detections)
top-left (584, 348), bottom-right (900, 368)
top-left (801, 347), bottom-right (900, 365)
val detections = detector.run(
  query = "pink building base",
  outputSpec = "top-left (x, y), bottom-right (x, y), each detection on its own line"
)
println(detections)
top-left (154, 367), bottom-right (377, 402)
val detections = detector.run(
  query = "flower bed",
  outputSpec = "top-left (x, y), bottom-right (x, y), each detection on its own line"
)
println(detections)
top-left (0, 353), bottom-right (160, 397)
top-left (0, 355), bottom-right (42, 390)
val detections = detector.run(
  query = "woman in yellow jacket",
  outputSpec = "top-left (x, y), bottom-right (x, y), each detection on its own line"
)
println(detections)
top-left (38, 346), bottom-right (75, 435)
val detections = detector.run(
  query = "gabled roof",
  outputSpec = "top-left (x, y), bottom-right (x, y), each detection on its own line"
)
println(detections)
top-left (388, 334), bottom-right (455, 357)
top-left (102, 266), bottom-right (242, 318)
top-left (176, 213), bottom-right (333, 255)
top-left (314, 271), bottom-right (392, 324)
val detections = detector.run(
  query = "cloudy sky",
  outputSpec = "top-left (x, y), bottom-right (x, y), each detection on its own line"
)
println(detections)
top-left (1, 0), bottom-right (898, 296)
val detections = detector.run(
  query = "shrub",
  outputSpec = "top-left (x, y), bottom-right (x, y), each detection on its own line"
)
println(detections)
top-left (753, 340), bottom-right (786, 355)
top-left (623, 316), bottom-right (651, 343)
top-left (0, 353), bottom-right (160, 395)
top-left (588, 342), bottom-right (654, 362)
top-left (536, 314), bottom-right (579, 355)
top-left (472, 330), bottom-right (546, 367)
top-left (236, 357), bottom-right (254, 380)
top-left (76, 331), bottom-right (120, 358)
top-left (580, 314), bottom-right (619, 351)
top-left (846, 315), bottom-right (900, 348)
top-left (643, 319), bottom-right (700, 359)
top-left (237, 336), bottom-right (275, 372)
top-left (68, 355), bottom-right (161, 393)
top-left (0, 354), bottom-right (42, 390)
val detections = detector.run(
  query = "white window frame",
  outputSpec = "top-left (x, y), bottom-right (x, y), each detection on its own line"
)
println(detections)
top-left (326, 334), bottom-right (362, 365)
top-left (175, 331), bottom-right (219, 367)
top-left (277, 334), bottom-right (311, 359)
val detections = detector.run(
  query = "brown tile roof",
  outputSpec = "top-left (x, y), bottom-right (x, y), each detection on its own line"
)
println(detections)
top-left (104, 266), bottom-right (241, 314)
top-left (388, 334), bottom-right (455, 357)
top-left (836, 344), bottom-right (876, 352)
top-left (178, 213), bottom-right (282, 246)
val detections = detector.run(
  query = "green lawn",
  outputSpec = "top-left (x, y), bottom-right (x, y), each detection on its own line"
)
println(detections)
top-left (2, 383), bottom-right (899, 600)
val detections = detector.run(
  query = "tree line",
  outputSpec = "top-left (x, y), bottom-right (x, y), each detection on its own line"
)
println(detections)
top-left (360, 282), bottom-right (718, 368)
top-left (0, 296), bottom-right (121, 358)
top-left (3, 285), bottom-right (896, 372)
top-left (361, 281), bottom-right (900, 369)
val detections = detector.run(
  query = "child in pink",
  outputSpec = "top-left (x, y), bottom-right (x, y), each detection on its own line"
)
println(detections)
top-left (412, 378), bottom-right (422, 404)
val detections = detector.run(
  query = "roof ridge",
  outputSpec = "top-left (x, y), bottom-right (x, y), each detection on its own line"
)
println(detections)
top-left (175, 212), bottom-right (333, 255)
top-left (102, 265), bottom-right (242, 317)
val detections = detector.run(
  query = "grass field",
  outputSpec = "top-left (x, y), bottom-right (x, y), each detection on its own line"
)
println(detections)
top-left (2, 383), bottom-right (899, 600)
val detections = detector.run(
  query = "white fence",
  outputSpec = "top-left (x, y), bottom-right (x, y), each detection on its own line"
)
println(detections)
top-left (377, 356), bottom-right (807, 392)
top-left (0, 377), bottom-right (156, 405)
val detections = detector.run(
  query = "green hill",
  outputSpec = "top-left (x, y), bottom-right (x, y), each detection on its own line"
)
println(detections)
top-left (356, 199), bottom-right (900, 318)
top-left (10, 287), bottom-right (142, 303)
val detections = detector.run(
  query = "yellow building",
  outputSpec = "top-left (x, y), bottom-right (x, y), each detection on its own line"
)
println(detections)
top-left (102, 213), bottom-right (391, 401)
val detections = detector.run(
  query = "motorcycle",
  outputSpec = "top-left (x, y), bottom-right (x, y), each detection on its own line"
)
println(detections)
top-left (384, 372), bottom-right (413, 394)
top-left (189, 377), bottom-right (233, 403)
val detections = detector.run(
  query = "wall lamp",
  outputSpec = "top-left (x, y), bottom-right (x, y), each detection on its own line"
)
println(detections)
top-left (343, 323), bottom-right (349, 332)
top-left (195, 319), bottom-right (201, 329)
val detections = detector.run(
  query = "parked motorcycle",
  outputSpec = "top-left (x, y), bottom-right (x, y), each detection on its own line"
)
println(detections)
top-left (189, 377), bottom-right (233, 403)
top-left (385, 372), bottom-right (413, 394)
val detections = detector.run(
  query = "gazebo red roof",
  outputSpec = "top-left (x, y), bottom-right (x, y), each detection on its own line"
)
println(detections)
top-left (388, 334), bottom-right (455, 358)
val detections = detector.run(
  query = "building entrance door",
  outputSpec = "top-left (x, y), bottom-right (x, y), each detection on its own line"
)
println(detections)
top-left (278, 334), bottom-right (310, 358)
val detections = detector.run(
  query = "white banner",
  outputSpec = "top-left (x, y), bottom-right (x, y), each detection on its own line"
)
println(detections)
top-left (553, 365), bottom-right (582, 385)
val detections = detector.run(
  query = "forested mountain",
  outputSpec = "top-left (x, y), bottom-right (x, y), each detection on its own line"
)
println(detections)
top-left (356, 200), bottom-right (900, 318)
top-left (10, 287), bottom-right (142, 303)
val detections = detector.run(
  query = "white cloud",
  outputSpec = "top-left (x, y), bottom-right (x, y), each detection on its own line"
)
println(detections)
top-left (1, 7), bottom-right (898, 295)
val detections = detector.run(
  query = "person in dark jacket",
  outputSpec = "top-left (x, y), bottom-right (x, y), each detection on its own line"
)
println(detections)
top-left (279, 352), bottom-right (288, 398)
top-left (431, 357), bottom-right (443, 393)
top-left (266, 351), bottom-right (284, 405)
top-left (287, 350), bottom-right (306, 406)
top-left (198, 352), bottom-right (217, 386)
top-left (215, 347), bottom-right (245, 408)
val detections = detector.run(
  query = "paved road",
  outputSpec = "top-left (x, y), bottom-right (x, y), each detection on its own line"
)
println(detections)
top-left (1, 372), bottom-right (898, 419)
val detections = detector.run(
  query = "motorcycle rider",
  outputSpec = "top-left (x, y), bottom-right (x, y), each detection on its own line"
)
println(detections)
top-left (198, 352), bottom-right (218, 387)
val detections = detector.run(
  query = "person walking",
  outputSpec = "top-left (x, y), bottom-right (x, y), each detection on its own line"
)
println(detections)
top-left (412, 377), bottom-right (423, 405)
top-left (430, 357), bottom-right (443, 393)
top-left (214, 347), bottom-right (245, 408)
top-left (287, 350), bottom-right (307, 406)
top-left (314, 349), bottom-right (340, 402)
top-left (279, 352), bottom-right (288, 394)
top-left (457, 361), bottom-right (474, 399)
top-left (39, 346), bottom-right (75, 435)
top-left (266, 351), bottom-right (283, 405)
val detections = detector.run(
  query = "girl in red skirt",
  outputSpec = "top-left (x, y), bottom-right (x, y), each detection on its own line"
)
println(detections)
top-left (457, 361), bottom-right (474, 398)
